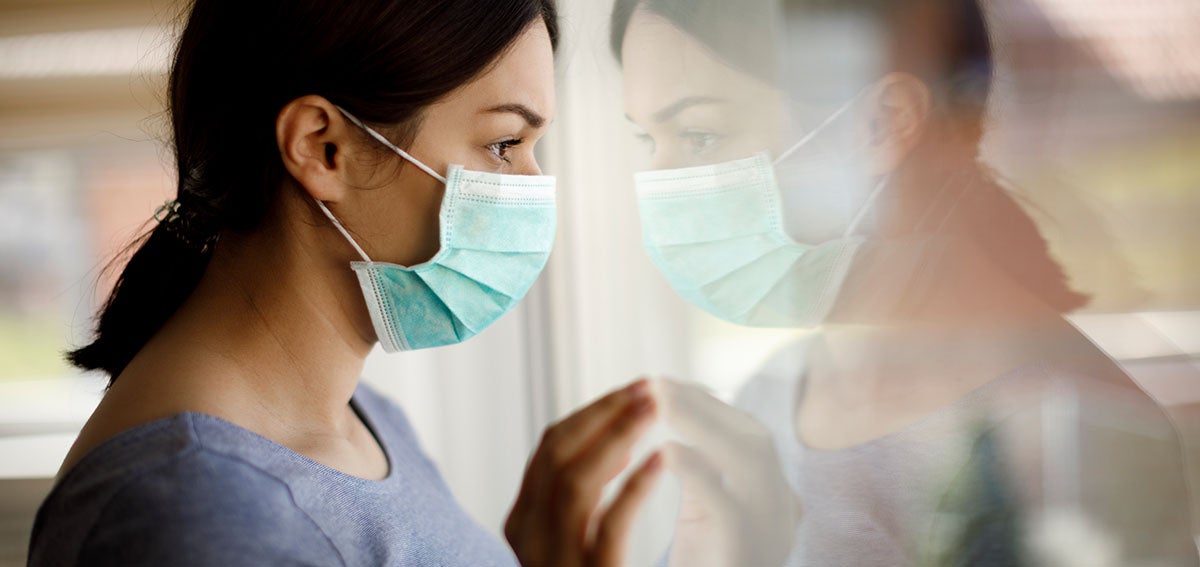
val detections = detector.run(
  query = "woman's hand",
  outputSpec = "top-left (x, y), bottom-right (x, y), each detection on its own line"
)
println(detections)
top-left (506, 378), bottom-right (665, 567)
top-left (656, 378), bottom-right (801, 567)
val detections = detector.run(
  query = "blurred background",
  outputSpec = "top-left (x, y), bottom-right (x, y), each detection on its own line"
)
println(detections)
top-left (0, 0), bottom-right (1197, 565)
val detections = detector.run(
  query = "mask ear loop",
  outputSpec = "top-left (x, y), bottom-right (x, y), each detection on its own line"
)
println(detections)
top-left (332, 104), bottom-right (448, 185)
top-left (313, 104), bottom-right (449, 264)
top-left (912, 174), bottom-right (958, 233)
top-left (773, 84), bottom-right (875, 166)
top-left (842, 175), bottom-right (889, 238)
top-left (314, 200), bottom-right (373, 263)
top-left (773, 85), bottom-right (885, 238)
top-left (933, 181), bottom-right (971, 234)
top-left (926, 170), bottom-right (974, 235)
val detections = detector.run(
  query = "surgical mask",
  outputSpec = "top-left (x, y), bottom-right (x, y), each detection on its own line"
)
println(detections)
top-left (315, 106), bottom-right (556, 352)
top-left (634, 96), bottom-right (885, 328)
top-left (773, 103), bottom-right (879, 244)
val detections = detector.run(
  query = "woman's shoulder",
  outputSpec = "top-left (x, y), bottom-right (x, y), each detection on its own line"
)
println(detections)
top-left (30, 414), bottom-right (340, 566)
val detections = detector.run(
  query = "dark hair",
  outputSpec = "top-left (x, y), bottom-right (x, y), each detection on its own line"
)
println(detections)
top-left (69, 0), bottom-right (559, 382)
top-left (611, 0), bottom-right (992, 116)
top-left (610, 0), bottom-right (1088, 313)
top-left (611, 0), bottom-right (783, 85)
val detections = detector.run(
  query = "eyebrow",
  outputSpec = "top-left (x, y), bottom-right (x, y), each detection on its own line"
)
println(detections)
top-left (484, 104), bottom-right (547, 129)
top-left (650, 96), bottom-right (727, 123)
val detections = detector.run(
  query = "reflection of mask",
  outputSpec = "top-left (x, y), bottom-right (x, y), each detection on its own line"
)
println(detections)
top-left (774, 146), bottom-right (878, 244)
top-left (634, 98), bottom-right (885, 327)
top-left (316, 107), bottom-right (557, 352)
top-left (775, 94), bottom-right (878, 244)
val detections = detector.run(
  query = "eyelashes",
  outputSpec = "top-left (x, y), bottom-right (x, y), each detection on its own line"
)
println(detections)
top-left (633, 130), bottom-right (725, 156)
top-left (636, 132), bottom-right (656, 154)
top-left (679, 130), bottom-right (722, 154)
top-left (487, 138), bottom-right (525, 163)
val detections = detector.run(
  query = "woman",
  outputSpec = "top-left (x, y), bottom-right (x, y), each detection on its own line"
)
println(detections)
top-left (30, 1), bottom-right (663, 565)
top-left (613, 0), bottom-right (1197, 565)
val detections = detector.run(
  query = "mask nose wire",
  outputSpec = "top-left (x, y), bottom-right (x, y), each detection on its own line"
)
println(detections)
top-left (333, 104), bottom-right (448, 185)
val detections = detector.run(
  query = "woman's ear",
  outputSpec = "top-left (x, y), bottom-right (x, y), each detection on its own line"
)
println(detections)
top-left (865, 73), bottom-right (932, 175)
top-left (276, 95), bottom-right (356, 203)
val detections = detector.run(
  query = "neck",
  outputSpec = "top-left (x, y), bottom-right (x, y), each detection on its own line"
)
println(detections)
top-left (125, 190), bottom-right (376, 439)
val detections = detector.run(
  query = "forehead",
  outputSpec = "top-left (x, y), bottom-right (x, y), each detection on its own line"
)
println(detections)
top-left (439, 20), bottom-right (557, 120)
top-left (621, 9), bottom-right (778, 121)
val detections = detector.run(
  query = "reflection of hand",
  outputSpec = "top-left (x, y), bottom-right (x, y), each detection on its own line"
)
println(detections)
top-left (506, 379), bottom-right (665, 567)
top-left (654, 378), bottom-right (802, 567)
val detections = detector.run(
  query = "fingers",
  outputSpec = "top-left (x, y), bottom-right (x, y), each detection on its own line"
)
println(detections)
top-left (664, 441), bottom-right (802, 567)
top-left (658, 378), bottom-right (768, 443)
top-left (507, 378), bottom-right (659, 566)
top-left (552, 390), bottom-right (659, 556)
top-left (657, 441), bottom-right (743, 567)
top-left (510, 379), bottom-right (653, 534)
top-left (536, 378), bottom-right (654, 472)
top-left (656, 379), bottom-right (781, 504)
top-left (589, 451), bottom-right (666, 567)
top-left (660, 441), bottom-right (738, 524)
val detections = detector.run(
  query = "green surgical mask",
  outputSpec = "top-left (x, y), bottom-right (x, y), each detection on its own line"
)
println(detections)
top-left (634, 97), bottom-right (885, 328)
top-left (317, 106), bottom-right (556, 351)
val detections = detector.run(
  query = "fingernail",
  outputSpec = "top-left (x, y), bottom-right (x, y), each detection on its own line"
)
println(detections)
top-left (628, 378), bottom-right (651, 398)
top-left (632, 397), bottom-right (655, 416)
top-left (646, 451), bottom-right (663, 471)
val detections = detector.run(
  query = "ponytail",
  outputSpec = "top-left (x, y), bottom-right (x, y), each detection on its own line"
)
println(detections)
top-left (960, 169), bottom-right (1091, 313)
top-left (67, 207), bottom-right (214, 386)
top-left (66, 0), bottom-right (558, 384)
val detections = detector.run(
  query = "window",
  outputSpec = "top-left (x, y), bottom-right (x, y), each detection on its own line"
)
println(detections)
top-left (2, 1), bottom-right (1198, 565)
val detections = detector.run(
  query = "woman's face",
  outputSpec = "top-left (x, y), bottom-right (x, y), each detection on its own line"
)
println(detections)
top-left (341, 20), bottom-right (556, 267)
top-left (620, 8), bottom-right (893, 245)
top-left (621, 8), bottom-right (789, 170)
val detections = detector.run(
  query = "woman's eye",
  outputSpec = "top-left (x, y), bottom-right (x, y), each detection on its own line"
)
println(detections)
top-left (487, 138), bottom-right (524, 163)
top-left (680, 130), bottom-right (721, 154)
top-left (635, 132), bottom-right (657, 155)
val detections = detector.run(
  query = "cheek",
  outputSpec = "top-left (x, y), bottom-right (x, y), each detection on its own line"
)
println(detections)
top-left (743, 102), bottom-right (789, 157)
top-left (359, 164), bottom-right (446, 266)
top-left (644, 130), bottom-right (687, 169)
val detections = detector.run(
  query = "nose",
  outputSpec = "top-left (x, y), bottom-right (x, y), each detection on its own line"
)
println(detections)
top-left (651, 149), bottom-right (683, 171)
top-left (519, 158), bottom-right (543, 176)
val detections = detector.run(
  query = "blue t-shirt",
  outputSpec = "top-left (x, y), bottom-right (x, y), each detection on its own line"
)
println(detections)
top-left (28, 382), bottom-right (519, 566)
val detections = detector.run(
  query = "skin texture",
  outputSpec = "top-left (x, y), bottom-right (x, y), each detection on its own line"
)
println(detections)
top-left (59, 20), bottom-right (661, 565)
top-left (506, 379), bottom-right (665, 567)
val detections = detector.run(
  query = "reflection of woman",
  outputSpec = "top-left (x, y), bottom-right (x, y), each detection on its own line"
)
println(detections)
top-left (613, 0), bottom-right (1197, 565)
top-left (30, 1), bottom-right (664, 566)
